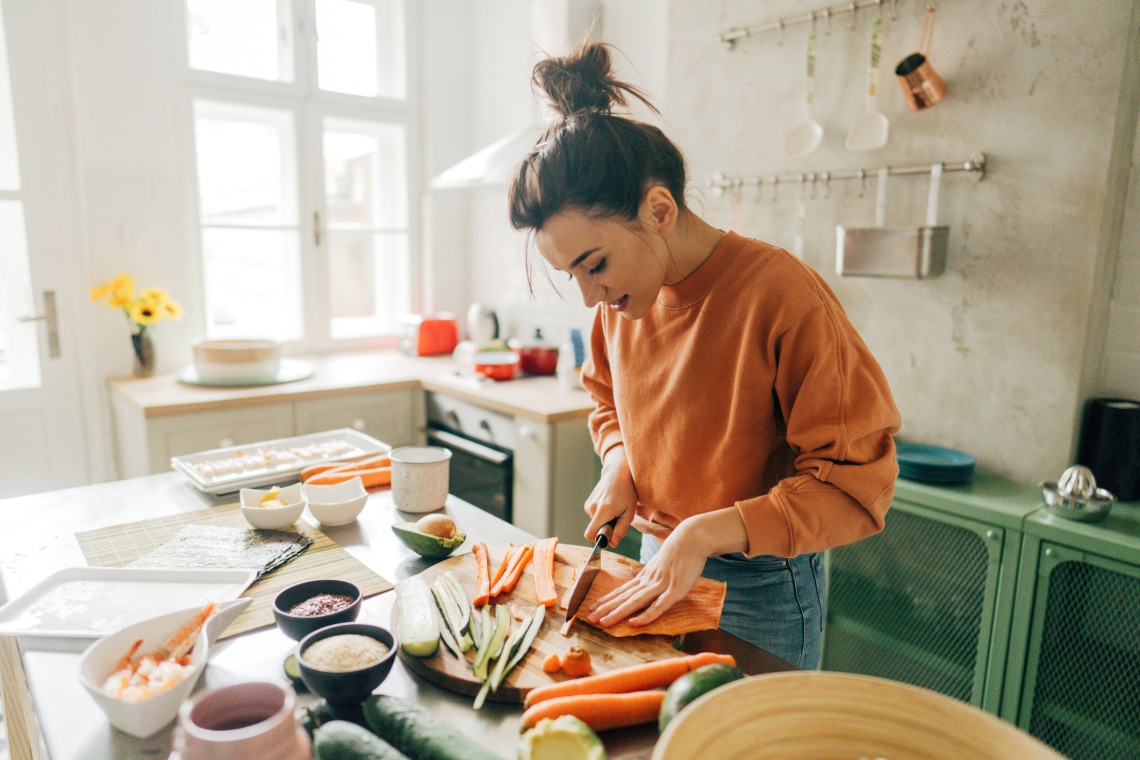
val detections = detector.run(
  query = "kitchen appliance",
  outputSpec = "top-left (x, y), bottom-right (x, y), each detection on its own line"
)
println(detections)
top-left (511, 328), bottom-right (559, 376)
top-left (396, 314), bottom-right (459, 356)
top-left (564, 518), bottom-right (616, 621)
top-left (1076, 397), bottom-right (1140, 501)
top-left (425, 393), bottom-right (513, 523)
top-left (466, 304), bottom-right (499, 345)
top-left (1039, 464), bottom-right (1116, 523)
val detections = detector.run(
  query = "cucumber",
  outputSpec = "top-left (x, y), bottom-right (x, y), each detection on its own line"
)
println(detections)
top-left (658, 662), bottom-right (746, 732)
top-left (395, 577), bottom-right (440, 658)
top-left (314, 720), bottom-right (410, 760)
top-left (431, 582), bottom-right (472, 653)
top-left (491, 605), bottom-right (545, 693)
top-left (363, 694), bottom-right (501, 760)
top-left (283, 653), bottom-right (305, 689)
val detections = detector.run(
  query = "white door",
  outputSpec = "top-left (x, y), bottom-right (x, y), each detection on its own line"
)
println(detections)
top-left (0, 0), bottom-right (89, 498)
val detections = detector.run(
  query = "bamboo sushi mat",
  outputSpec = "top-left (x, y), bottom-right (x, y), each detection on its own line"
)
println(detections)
top-left (74, 503), bottom-right (393, 639)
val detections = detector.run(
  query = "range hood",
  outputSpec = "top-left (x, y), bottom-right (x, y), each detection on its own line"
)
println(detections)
top-left (429, 0), bottom-right (600, 189)
top-left (429, 125), bottom-right (545, 189)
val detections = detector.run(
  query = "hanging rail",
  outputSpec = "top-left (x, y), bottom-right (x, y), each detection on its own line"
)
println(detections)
top-left (717, 0), bottom-right (903, 48)
top-left (707, 153), bottom-right (986, 196)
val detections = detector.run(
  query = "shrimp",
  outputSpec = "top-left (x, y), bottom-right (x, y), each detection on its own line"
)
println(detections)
top-left (101, 603), bottom-right (217, 702)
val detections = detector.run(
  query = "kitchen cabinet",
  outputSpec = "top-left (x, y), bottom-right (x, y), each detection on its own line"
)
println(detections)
top-left (822, 475), bottom-right (1042, 714)
top-left (1001, 501), bottom-right (1140, 760)
top-left (512, 413), bottom-right (599, 544)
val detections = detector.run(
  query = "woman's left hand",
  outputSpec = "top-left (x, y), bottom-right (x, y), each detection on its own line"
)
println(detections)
top-left (585, 526), bottom-right (707, 629)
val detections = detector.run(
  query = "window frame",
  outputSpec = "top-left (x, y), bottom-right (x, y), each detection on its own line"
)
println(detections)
top-left (175, 0), bottom-right (421, 353)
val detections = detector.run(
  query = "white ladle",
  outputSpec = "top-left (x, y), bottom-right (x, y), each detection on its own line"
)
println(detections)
top-left (784, 32), bottom-right (824, 159)
top-left (846, 18), bottom-right (890, 152)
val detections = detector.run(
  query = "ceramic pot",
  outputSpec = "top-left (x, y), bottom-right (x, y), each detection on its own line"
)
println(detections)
top-left (168, 682), bottom-right (310, 760)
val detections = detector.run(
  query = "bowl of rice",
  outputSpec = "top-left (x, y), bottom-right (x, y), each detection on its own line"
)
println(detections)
top-left (295, 622), bottom-right (397, 705)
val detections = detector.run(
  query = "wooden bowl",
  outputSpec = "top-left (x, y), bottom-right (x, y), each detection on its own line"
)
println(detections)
top-left (652, 671), bottom-right (1065, 760)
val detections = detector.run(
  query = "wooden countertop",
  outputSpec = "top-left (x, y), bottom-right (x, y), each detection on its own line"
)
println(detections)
top-left (108, 351), bottom-right (596, 424)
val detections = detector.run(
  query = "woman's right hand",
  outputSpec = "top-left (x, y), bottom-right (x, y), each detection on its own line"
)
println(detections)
top-left (584, 445), bottom-right (638, 547)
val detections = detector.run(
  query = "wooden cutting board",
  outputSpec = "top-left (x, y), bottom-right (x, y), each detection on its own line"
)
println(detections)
top-left (393, 544), bottom-right (692, 704)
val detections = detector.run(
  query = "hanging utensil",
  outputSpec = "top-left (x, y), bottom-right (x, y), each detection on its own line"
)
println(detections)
top-left (784, 32), bottom-right (824, 159)
top-left (846, 17), bottom-right (889, 151)
top-left (895, 5), bottom-right (946, 111)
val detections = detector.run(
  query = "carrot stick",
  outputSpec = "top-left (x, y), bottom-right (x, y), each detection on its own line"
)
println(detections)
top-left (489, 546), bottom-right (514, 592)
top-left (519, 690), bottom-right (665, 732)
top-left (491, 544), bottom-right (531, 597)
top-left (532, 537), bottom-right (559, 607)
top-left (300, 463), bottom-right (344, 482)
top-left (325, 454), bottom-right (392, 473)
top-left (472, 542), bottom-right (491, 607)
top-left (497, 544), bottom-right (534, 595)
top-left (306, 467), bottom-right (391, 488)
top-left (523, 652), bottom-right (737, 708)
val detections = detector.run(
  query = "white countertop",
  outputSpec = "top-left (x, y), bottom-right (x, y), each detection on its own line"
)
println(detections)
top-left (109, 351), bottom-right (596, 424)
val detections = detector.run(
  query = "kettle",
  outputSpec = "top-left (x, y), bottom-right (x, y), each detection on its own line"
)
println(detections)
top-left (466, 304), bottom-right (499, 345)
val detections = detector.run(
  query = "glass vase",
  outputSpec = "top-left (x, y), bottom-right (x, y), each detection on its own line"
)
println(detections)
top-left (131, 331), bottom-right (155, 377)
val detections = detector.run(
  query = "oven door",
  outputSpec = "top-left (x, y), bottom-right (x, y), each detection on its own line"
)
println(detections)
top-left (426, 426), bottom-right (512, 524)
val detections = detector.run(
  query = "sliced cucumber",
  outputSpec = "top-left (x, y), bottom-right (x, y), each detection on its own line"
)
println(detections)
top-left (431, 581), bottom-right (471, 653)
top-left (283, 653), bottom-right (305, 688)
top-left (490, 605), bottom-right (545, 693)
top-left (395, 577), bottom-right (440, 658)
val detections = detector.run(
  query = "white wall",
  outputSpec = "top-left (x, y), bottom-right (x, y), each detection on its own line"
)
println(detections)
top-left (663, 0), bottom-right (1140, 484)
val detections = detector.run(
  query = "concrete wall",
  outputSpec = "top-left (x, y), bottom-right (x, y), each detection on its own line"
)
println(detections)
top-left (656, 0), bottom-right (1139, 484)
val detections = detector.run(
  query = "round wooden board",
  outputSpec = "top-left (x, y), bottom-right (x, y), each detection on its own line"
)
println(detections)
top-left (391, 544), bottom-right (687, 704)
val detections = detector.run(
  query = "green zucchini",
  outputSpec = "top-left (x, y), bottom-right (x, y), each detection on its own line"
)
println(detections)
top-left (431, 582), bottom-right (472, 653)
top-left (491, 605), bottom-right (545, 692)
top-left (395, 577), bottom-right (440, 658)
top-left (363, 695), bottom-right (501, 760)
top-left (314, 720), bottom-right (410, 760)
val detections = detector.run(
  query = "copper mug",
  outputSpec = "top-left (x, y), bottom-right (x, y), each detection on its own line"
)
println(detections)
top-left (895, 6), bottom-right (946, 111)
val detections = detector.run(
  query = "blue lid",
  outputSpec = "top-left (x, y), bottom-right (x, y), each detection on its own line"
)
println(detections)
top-left (896, 442), bottom-right (975, 484)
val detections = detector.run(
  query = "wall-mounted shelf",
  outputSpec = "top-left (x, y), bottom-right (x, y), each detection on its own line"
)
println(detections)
top-left (717, 0), bottom-right (908, 48)
top-left (708, 152), bottom-right (986, 196)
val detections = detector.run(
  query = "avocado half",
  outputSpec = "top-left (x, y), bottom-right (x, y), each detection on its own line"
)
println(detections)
top-left (391, 522), bottom-right (466, 558)
top-left (518, 715), bottom-right (606, 760)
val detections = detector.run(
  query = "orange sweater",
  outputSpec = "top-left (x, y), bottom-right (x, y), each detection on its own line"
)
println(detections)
top-left (581, 231), bottom-right (901, 558)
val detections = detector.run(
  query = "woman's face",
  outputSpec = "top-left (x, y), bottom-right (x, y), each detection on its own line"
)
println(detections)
top-left (535, 206), bottom-right (668, 321)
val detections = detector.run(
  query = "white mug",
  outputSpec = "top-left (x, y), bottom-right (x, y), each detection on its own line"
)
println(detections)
top-left (389, 446), bottom-right (452, 513)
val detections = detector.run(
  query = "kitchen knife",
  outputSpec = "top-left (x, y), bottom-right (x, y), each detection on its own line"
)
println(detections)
top-left (564, 518), bottom-right (617, 622)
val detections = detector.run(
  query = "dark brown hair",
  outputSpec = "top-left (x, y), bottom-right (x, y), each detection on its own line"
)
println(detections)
top-left (508, 42), bottom-right (688, 234)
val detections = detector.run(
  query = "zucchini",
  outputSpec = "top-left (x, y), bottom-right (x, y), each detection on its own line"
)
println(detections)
top-left (473, 604), bottom-right (510, 680)
top-left (314, 720), bottom-right (411, 760)
top-left (363, 695), bottom-right (501, 760)
top-left (440, 571), bottom-right (470, 631)
top-left (491, 605), bottom-right (545, 693)
top-left (395, 577), bottom-right (440, 658)
top-left (431, 582), bottom-right (472, 653)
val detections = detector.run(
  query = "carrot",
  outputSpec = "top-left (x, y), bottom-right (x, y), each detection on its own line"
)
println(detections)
top-left (300, 462), bottom-right (344, 482)
top-left (509, 602), bottom-right (527, 621)
top-left (305, 467), bottom-right (391, 488)
top-left (495, 544), bottom-right (534, 596)
top-left (519, 690), bottom-right (666, 732)
top-left (326, 454), bottom-right (392, 473)
top-left (532, 537), bottom-right (559, 607)
top-left (472, 542), bottom-right (491, 607)
top-left (489, 546), bottom-right (514, 591)
top-left (542, 653), bottom-right (562, 674)
top-left (560, 645), bottom-right (592, 678)
top-left (523, 652), bottom-right (737, 708)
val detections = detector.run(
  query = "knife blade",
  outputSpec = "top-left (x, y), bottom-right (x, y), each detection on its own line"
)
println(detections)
top-left (565, 518), bottom-right (617, 622)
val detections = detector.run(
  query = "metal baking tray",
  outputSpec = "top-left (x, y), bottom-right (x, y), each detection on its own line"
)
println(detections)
top-left (171, 428), bottom-right (391, 494)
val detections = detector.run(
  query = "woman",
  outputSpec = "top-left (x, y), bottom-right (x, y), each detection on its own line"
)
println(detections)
top-left (508, 43), bottom-right (900, 669)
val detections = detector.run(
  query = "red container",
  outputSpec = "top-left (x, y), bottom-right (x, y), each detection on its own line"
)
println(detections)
top-left (474, 352), bottom-right (520, 381)
top-left (511, 328), bottom-right (559, 376)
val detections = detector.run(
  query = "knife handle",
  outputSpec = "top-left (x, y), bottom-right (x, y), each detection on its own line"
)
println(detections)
top-left (596, 518), bottom-right (617, 549)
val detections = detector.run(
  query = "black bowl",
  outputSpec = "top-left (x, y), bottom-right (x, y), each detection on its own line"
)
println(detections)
top-left (296, 622), bottom-right (398, 705)
top-left (273, 579), bottom-right (362, 641)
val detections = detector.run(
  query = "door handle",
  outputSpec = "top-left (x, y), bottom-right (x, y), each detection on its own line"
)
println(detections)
top-left (17, 290), bottom-right (61, 358)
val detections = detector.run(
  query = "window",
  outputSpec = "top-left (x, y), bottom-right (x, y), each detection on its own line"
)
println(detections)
top-left (0, 1), bottom-right (38, 390)
top-left (184, 0), bottom-right (412, 347)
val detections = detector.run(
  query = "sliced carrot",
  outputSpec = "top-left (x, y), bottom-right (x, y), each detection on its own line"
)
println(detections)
top-left (560, 616), bottom-right (576, 637)
top-left (491, 544), bottom-right (529, 597)
top-left (472, 542), bottom-right (491, 607)
top-left (560, 646), bottom-right (592, 678)
top-left (300, 462), bottom-right (344, 482)
top-left (509, 602), bottom-right (527, 621)
top-left (306, 466), bottom-right (391, 488)
top-left (519, 690), bottom-right (665, 732)
top-left (523, 652), bottom-right (737, 708)
top-left (326, 454), bottom-right (392, 473)
top-left (490, 546), bottom-right (514, 591)
top-left (532, 537), bottom-right (559, 607)
top-left (542, 653), bottom-right (562, 674)
top-left (496, 544), bottom-right (534, 596)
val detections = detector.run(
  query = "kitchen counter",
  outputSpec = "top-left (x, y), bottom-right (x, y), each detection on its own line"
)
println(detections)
top-left (108, 351), bottom-right (595, 424)
top-left (0, 473), bottom-right (793, 760)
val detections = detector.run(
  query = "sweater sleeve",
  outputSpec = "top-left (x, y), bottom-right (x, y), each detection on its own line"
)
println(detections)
top-left (736, 300), bottom-right (901, 558)
top-left (580, 312), bottom-right (625, 458)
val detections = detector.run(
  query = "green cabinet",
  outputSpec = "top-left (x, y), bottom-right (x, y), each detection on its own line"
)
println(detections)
top-left (822, 475), bottom-right (1042, 714)
top-left (1002, 501), bottom-right (1140, 760)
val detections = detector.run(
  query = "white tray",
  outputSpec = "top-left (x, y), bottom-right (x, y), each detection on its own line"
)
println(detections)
top-left (0, 567), bottom-right (255, 638)
top-left (171, 428), bottom-right (391, 494)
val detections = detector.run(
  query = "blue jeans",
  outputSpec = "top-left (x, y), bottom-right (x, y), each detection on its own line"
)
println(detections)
top-left (641, 535), bottom-right (826, 669)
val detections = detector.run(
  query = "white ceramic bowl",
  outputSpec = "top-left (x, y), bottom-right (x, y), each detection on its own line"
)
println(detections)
top-left (303, 477), bottom-right (368, 526)
top-left (191, 339), bottom-right (282, 384)
top-left (79, 598), bottom-right (251, 739)
top-left (239, 483), bottom-right (305, 530)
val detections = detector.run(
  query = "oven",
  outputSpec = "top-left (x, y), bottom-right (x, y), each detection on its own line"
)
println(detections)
top-left (425, 392), bottom-right (514, 524)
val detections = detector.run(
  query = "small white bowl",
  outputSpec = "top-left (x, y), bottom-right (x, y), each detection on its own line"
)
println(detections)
top-left (79, 598), bottom-right (251, 738)
top-left (303, 477), bottom-right (368, 526)
top-left (191, 338), bottom-right (282, 384)
top-left (239, 483), bottom-right (305, 530)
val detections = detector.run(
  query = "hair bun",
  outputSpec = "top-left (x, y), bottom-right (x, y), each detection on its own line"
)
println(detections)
top-left (533, 42), bottom-right (651, 119)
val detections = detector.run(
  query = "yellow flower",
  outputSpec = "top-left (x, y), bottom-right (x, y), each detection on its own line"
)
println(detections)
top-left (91, 273), bottom-right (182, 331)
top-left (162, 299), bottom-right (184, 320)
top-left (127, 298), bottom-right (161, 327)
